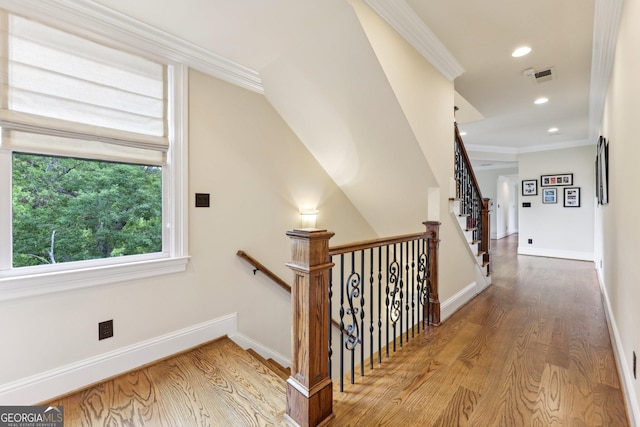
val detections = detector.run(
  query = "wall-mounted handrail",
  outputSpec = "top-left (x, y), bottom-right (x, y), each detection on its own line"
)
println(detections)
top-left (237, 249), bottom-right (341, 330)
top-left (236, 250), bottom-right (291, 293)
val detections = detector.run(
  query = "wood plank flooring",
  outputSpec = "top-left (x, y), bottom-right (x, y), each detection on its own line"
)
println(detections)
top-left (47, 337), bottom-right (287, 426)
top-left (46, 234), bottom-right (629, 426)
top-left (327, 234), bottom-right (629, 426)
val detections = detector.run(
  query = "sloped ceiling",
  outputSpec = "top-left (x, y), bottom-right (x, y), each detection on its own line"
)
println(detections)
top-left (90, 0), bottom-right (603, 158)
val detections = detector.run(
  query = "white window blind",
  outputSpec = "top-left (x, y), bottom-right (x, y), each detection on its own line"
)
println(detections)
top-left (0, 11), bottom-right (168, 164)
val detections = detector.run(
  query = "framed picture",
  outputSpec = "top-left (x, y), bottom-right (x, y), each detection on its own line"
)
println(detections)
top-left (596, 136), bottom-right (609, 205)
top-left (522, 179), bottom-right (538, 196)
top-left (541, 173), bottom-right (573, 187)
top-left (564, 187), bottom-right (580, 207)
top-left (542, 188), bottom-right (557, 204)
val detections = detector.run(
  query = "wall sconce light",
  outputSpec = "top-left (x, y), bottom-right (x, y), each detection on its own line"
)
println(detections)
top-left (300, 209), bottom-right (318, 228)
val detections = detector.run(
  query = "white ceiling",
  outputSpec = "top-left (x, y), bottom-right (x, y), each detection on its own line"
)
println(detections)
top-left (92, 0), bottom-right (600, 163)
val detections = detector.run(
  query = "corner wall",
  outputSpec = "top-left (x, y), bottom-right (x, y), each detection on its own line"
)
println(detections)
top-left (349, 0), bottom-right (476, 304)
top-left (517, 146), bottom-right (595, 260)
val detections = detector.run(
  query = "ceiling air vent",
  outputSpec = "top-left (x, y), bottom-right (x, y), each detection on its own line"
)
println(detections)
top-left (523, 67), bottom-right (556, 84)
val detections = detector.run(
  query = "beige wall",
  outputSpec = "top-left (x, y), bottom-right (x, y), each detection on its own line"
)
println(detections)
top-left (517, 146), bottom-right (595, 260)
top-left (350, 0), bottom-right (477, 302)
top-left (600, 0), bottom-right (640, 417)
top-left (0, 70), bottom-right (375, 391)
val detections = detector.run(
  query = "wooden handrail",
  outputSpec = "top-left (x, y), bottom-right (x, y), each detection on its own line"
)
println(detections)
top-left (237, 249), bottom-right (341, 330)
top-left (454, 122), bottom-right (491, 275)
top-left (236, 250), bottom-right (291, 293)
top-left (455, 124), bottom-right (483, 200)
top-left (329, 231), bottom-right (429, 256)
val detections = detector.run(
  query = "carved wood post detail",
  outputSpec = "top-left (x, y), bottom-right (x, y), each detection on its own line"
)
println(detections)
top-left (481, 198), bottom-right (491, 276)
top-left (285, 228), bottom-right (335, 427)
top-left (423, 221), bottom-right (441, 326)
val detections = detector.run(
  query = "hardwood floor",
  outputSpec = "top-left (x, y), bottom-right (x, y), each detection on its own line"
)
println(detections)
top-left (47, 337), bottom-right (287, 426)
top-left (328, 234), bottom-right (629, 426)
top-left (47, 234), bottom-right (629, 426)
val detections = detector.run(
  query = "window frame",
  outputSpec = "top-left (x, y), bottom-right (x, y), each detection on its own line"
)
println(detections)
top-left (0, 6), bottom-right (189, 301)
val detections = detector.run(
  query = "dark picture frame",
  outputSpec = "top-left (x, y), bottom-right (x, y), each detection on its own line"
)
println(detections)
top-left (542, 188), bottom-right (557, 204)
top-left (541, 173), bottom-right (573, 187)
top-left (596, 136), bottom-right (609, 205)
top-left (522, 179), bottom-right (538, 196)
top-left (564, 187), bottom-right (580, 207)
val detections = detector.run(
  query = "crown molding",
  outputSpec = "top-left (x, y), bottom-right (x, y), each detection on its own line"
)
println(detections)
top-left (472, 162), bottom-right (519, 172)
top-left (465, 144), bottom-right (519, 155)
top-left (364, 0), bottom-right (464, 81)
top-left (588, 0), bottom-right (624, 141)
top-left (518, 139), bottom-right (592, 154)
top-left (467, 139), bottom-right (592, 157)
top-left (0, 0), bottom-right (264, 94)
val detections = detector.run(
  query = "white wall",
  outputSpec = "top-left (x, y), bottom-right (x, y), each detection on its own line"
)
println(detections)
top-left (475, 167), bottom-right (519, 239)
top-left (0, 69), bottom-right (376, 402)
top-left (599, 0), bottom-right (640, 420)
top-left (517, 146), bottom-right (595, 260)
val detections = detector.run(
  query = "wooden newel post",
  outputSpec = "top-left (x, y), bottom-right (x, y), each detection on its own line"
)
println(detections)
top-left (285, 228), bottom-right (335, 427)
top-left (423, 221), bottom-right (441, 326)
top-left (481, 198), bottom-right (491, 276)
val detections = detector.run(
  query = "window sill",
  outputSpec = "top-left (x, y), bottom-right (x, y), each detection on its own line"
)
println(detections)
top-left (0, 256), bottom-right (190, 301)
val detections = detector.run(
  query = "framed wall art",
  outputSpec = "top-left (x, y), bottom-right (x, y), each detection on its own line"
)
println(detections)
top-left (522, 179), bottom-right (538, 196)
top-left (564, 187), bottom-right (580, 207)
top-left (541, 173), bottom-right (573, 187)
top-left (542, 188), bottom-right (557, 204)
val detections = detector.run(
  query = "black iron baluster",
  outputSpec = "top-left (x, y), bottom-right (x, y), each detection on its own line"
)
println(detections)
top-left (385, 245), bottom-right (390, 358)
top-left (404, 241), bottom-right (410, 343)
top-left (389, 244), bottom-right (400, 353)
top-left (360, 250), bottom-right (365, 378)
top-left (411, 239), bottom-right (416, 338)
top-left (339, 254), bottom-right (345, 392)
top-left (426, 238), bottom-right (431, 325)
top-left (328, 256), bottom-right (333, 379)
top-left (377, 246), bottom-right (382, 364)
top-left (369, 248), bottom-right (374, 371)
top-left (346, 252), bottom-right (360, 385)
top-left (399, 242), bottom-right (404, 348)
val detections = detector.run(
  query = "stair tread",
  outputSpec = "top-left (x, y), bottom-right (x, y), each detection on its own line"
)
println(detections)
top-left (247, 348), bottom-right (290, 381)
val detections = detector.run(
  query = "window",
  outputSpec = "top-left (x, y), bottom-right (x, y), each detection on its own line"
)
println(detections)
top-left (0, 10), bottom-right (188, 299)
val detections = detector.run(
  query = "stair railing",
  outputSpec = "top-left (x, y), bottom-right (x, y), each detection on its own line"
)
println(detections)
top-left (284, 221), bottom-right (440, 426)
top-left (454, 124), bottom-right (491, 275)
top-left (327, 221), bottom-right (440, 392)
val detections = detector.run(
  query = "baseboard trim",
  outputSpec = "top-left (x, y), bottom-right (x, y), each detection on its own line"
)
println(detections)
top-left (441, 281), bottom-right (478, 322)
top-left (0, 313), bottom-right (238, 405)
top-left (517, 246), bottom-right (594, 261)
top-left (596, 268), bottom-right (639, 426)
top-left (230, 333), bottom-right (291, 368)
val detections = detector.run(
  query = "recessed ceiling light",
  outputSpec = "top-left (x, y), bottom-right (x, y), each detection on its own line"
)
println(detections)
top-left (534, 97), bottom-right (549, 105)
top-left (460, 131), bottom-right (467, 136)
top-left (548, 127), bottom-right (559, 133)
top-left (512, 46), bottom-right (532, 57)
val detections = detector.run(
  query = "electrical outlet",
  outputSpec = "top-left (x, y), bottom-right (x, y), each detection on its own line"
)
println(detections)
top-left (528, 239), bottom-right (533, 244)
top-left (99, 320), bottom-right (113, 340)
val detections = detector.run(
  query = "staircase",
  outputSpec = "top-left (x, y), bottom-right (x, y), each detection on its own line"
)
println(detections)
top-left (48, 337), bottom-right (291, 426)
top-left (452, 123), bottom-right (492, 290)
top-left (451, 197), bottom-right (492, 289)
